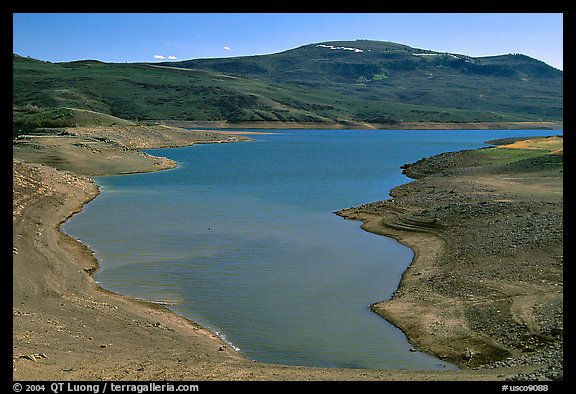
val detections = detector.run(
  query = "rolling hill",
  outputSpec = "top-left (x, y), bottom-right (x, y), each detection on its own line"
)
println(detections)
top-left (13, 40), bottom-right (563, 127)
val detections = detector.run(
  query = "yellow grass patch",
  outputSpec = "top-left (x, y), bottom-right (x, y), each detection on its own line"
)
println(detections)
top-left (497, 136), bottom-right (563, 154)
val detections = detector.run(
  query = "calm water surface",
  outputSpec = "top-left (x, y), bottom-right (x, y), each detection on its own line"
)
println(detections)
top-left (63, 129), bottom-right (559, 370)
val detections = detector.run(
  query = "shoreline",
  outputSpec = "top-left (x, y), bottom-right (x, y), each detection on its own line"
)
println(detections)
top-left (13, 125), bottom-right (562, 381)
top-left (337, 137), bottom-right (562, 377)
top-left (149, 120), bottom-right (563, 131)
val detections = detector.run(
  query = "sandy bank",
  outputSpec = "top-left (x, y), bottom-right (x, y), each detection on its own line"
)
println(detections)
top-left (337, 137), bottom-right (563, 379)
top-left (13, 125), bottom-right (561, 381)
top-left (150, 120), bottom-right (563, 131)
top-left (12, 125), bottom-right (251, 176)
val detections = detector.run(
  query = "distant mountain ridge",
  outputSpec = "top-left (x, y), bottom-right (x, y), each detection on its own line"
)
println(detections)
top-left (170, 40), bottom-right (561, 81)
top-left (13, 40), bottom-right (562, 125)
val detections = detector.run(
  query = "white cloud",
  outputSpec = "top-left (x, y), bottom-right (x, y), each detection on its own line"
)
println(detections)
top-left (168, 55), bottom-right (177, 60)
top-left (153, 55), bottom-right (166, 59)
top-left (222, 46), bottom-right (231, 51)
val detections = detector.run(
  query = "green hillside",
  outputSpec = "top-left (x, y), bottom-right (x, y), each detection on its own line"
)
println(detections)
top-left (168, 40), bottom-right (563, 120)
top-left (13, 40), bottom-right (563, 125)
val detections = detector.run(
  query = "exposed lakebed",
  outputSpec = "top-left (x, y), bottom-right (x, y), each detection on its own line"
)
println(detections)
top-left (63, 129), bottom-right (558, 370)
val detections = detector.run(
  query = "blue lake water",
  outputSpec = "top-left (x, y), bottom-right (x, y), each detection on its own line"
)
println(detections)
top-left (63, 129), bottom-right (560, 370)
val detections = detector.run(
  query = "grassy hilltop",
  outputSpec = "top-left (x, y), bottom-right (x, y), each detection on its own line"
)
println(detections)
top-left (13, 40), bottom-right (562, 127)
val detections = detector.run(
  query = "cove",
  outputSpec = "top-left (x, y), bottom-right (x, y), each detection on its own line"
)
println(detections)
top-left (63, 129), bottom-right (559, 370)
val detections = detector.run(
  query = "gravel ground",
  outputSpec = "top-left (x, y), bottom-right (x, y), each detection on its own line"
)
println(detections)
top-left (13, 128), bottom-right (563, 382)
top-left (337, 140), bottom-right (563, 380)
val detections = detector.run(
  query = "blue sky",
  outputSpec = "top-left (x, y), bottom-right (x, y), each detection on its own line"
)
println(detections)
top-left (13, 13), bottom-right (564, 70)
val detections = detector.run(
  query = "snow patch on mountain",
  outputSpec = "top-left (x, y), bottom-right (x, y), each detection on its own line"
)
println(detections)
top-left (316, 44), bottom-right (364, 53)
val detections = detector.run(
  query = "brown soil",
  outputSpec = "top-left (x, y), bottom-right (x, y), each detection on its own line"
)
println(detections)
top-left (152, 120), bottom-right (563, 131)
top-left (12, 125), bottom-right (249, 175)
top-left (13, 126), bottom-right (562, 381)
top-left (337, 138), bottom-right (563, 380)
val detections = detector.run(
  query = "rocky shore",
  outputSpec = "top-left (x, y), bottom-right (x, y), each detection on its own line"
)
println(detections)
top-left (152, 120), bottom-right (563, 131)
top-left (13, 125), bottom-right (563, 381)
top-left (337, 136), bottom-right (563, 380)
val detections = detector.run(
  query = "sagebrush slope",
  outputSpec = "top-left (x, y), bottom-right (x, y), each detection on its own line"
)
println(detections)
top-left (13, 40), bottom-right (563, 124)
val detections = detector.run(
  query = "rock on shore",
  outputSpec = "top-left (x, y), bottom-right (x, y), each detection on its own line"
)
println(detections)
top-left (13, 126), bottom-right (562, 381)
top-left (337, 139), bottom-right (563, 380)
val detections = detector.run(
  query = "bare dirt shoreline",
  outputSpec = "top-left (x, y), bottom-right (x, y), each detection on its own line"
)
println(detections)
top-left (337, 137), bottom-right (563, 380)
top-left (13, 125), bottom-right (562, 382)
top-left (150, 120), bottom-right (563, 131)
